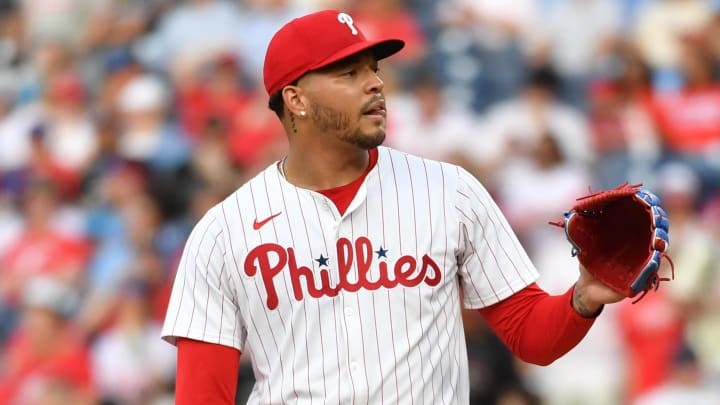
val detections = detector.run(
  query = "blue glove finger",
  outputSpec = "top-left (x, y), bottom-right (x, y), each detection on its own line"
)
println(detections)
top-left (652, 206), bottom-right (669, 232)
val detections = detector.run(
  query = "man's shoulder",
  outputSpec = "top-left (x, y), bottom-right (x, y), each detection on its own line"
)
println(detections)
top-left (377, 147), bottom-right (469, 195)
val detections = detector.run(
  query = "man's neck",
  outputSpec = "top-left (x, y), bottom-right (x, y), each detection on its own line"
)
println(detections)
top-left (282, 143), bottom-right (371, 190)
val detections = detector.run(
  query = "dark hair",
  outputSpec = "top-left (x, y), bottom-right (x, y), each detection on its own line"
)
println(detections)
top-left (525, 66), bottom-right (560, 93)
top-left (267, 79), bottom-right (299, 119)
top-left (268, 89), bottom-right (285, 119)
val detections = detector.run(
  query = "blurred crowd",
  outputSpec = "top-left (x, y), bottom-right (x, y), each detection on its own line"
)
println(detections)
top-left (0, 0), bottom-right (719, 404)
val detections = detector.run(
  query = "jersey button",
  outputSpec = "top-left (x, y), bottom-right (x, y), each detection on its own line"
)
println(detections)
top-left (344, 307), bottom-right (354, 317)
top-left (350, 361), bottom-right (359, 371)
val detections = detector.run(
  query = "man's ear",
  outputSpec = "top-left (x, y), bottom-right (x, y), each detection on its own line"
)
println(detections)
top-left (282, 85), bottom-right (307, 117)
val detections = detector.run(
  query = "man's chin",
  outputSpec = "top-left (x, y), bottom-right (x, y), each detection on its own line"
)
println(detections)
top-left (360, 139), bottom-right (384, 150)
top-left (352, 131), bottom-right (385, 149)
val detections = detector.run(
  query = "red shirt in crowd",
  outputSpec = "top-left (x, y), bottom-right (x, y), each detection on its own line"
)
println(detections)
top-left (0, 231), bottom-right (89, 301)
top-left (618, 290), bottom-right (684, 401)
top-left (178, 84), bottom-right (286, 170)
top-left (0, 326), bottom-right (94, 404)
top-left (650, 85), bottom-right (720, 153)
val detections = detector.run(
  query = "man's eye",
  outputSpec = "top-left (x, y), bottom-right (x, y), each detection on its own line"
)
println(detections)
top-left (344, 69), bottom-right (357, 77)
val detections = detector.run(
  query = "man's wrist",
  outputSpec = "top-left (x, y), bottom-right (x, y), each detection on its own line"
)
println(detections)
top-left (572, 285), bottom-right (604, 318)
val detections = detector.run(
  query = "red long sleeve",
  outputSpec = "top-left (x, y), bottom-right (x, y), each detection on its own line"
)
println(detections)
top-left (478, 283), bottom-right (597, 366)
top-left (176, 338), bottom-right (241, 404)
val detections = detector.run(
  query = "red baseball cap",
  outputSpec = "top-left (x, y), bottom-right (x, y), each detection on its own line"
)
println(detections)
top-left (263, 10), bottom-right (405, 96)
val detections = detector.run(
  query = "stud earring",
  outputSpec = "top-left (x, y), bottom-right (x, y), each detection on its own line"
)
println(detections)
top-left (300, 111), bottom-right (306, 117)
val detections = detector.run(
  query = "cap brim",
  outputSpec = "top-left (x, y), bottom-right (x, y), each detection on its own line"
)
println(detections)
top-left (309, 38), bottom-right (405, 72)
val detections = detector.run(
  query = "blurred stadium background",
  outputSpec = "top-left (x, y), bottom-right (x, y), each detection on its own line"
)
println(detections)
top-left (0, 0), bottom-right (719, 404)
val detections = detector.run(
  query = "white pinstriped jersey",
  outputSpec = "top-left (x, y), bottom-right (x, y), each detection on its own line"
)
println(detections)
top-left (162, 146), bottom-right (539, 404)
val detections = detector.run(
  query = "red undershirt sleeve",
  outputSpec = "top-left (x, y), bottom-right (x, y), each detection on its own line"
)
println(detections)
top-left (478, 283), bottom-right (597, 366)
top-left (176, 338), bottom-right (241, 404)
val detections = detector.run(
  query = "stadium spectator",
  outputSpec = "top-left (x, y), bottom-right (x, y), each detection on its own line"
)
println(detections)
top-left (633, 343), bottom-right (720, 405)
top-left (135, 0), bottom-right (245, 84)
top-left (634, 0), bottom-right (713, 90)
top-left (588, 40), bottom-right (660, 189)
top-left (91, 278), bottom-right (175, 404)
top-left (481, 66), bottom-right (593, 192)
top-left (0, 276), bottom-right (93, 405)
top-left (649, 32), bottom-right (720, 199)
top-left (537, 0), bottom-right (622, 109)
top-left (386, 64), bottom-right (482, 172)
top-left (115, 73), bottom-right (191, 172)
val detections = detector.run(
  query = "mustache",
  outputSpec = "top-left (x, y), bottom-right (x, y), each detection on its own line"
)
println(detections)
top-left (360, 95), bottom-right (385, 112)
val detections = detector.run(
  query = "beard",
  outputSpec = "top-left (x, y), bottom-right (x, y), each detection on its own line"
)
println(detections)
top-left (308, 100), bottom-right (385, 149)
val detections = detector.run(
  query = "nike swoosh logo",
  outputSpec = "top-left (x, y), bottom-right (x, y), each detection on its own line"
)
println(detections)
top-left (253, 212), bottom-right (282, 230)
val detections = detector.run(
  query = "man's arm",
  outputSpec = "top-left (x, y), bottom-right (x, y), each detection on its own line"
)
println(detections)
top-left (452, 168), bottom-right (624, 365)
top-left (478, 281), bottom-right (602, 366)
top-left (176, 338), bottom-right (241, 405)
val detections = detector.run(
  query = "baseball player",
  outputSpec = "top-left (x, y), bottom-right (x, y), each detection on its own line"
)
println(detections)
top-left (162, 9), bottom-right (625, 404)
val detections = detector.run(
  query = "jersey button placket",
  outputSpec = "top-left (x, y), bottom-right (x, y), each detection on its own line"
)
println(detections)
top-left (337, 224), bottom-right (367, 401)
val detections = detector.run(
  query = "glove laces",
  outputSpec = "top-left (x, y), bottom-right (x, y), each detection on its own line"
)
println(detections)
top-left (631, 253), bottom-right (675, 304)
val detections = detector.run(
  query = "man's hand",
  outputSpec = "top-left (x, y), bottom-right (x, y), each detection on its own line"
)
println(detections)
top-left (572, 265), bottom-right (625, 318)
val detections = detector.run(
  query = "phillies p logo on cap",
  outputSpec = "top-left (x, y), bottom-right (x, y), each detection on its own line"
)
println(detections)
top-left (337, 12), bottom-right (358, 35)
top-left (263, 10), bottom-right (405, 96)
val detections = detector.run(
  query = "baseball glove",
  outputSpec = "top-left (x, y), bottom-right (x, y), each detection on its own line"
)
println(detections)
top-left (550, 183), bottom-right (674, 303)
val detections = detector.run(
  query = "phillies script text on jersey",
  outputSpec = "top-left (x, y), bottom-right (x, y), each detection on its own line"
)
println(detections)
top-left (245, 236), bottom-right (441, 309)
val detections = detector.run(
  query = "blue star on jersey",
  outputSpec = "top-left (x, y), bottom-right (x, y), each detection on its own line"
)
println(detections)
top-left (375, 246), bottom-right (388, 258)
top-left (315, 254), bottom-right (329, 267)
